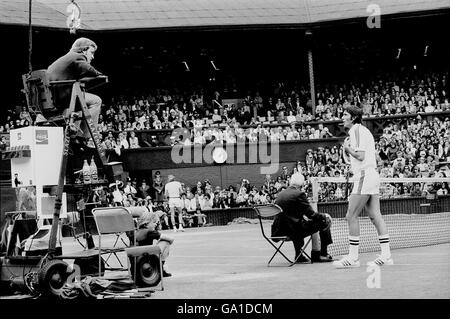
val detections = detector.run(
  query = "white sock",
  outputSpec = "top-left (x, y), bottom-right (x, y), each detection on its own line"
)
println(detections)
top-left (348, 236), bottom-right (360, 260)
top-left (379, 234), bottom-right (391, 258)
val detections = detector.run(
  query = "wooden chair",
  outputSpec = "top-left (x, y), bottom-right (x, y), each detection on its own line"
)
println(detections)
top-left (254, 204), bottom-right (311, 267)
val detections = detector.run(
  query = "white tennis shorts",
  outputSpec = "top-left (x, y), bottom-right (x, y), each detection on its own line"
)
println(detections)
top-left (351, 168), bottom-right (380, 195)
top-left (168, 197), bottom-right (181, 208)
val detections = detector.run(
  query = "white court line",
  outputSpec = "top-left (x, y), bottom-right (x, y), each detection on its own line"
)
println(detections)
top-left (388, 252), bottom-right (450, 256)
top-left (170, 263), bottom-right (450, 266)
top-left (170, 255), bottom-right (450, 265)
top-left (378, 263), bottom-right (450, 266)
top-left (161, 228), bottom-right (259, 237)
top-left (171, 254), bottom-right (450, 258)
top-left (171, 255), bottom-right (284, 258)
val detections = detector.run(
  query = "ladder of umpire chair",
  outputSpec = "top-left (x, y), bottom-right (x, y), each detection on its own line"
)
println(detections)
top-left (29, 77), bottom-right (120, 255)
top-left (65, 80), bottom-right (123, 183)
top-left (71, 82), bottom-right (108, 166)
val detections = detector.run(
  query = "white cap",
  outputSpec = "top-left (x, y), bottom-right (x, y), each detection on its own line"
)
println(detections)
top-left (290, 173), bottom-right (305, 187)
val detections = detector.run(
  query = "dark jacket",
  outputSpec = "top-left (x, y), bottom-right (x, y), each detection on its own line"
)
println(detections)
top-left (272, 186), bottom-right (327, 245)
top-left (47, 51), bottom-right (102, 107)
top-left (47, 51), bottom-right (102, 81)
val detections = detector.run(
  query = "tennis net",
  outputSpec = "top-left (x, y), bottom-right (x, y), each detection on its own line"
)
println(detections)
top-left (310, 177), bottom-right (450, 256)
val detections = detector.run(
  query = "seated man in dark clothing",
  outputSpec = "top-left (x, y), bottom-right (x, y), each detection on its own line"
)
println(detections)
top-left (272, 173), bottom-right (333, 263)
top-left (47, 37), bottom-right (103, 144)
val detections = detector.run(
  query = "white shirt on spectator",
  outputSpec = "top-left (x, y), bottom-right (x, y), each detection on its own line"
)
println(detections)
top-left (269, 133), bottom-right (279, 142)
top-left (417, 162), bottom-right (429, 172)
top-left (202, 196), bottom-right (214, 210)
top-left (425, 105), bottom-right (435, 113)
top-left (112, 189), bottom-right (123, 204)
top-left (190, 195), bottom-right (204, 210)
top-left (226, 132), bottom-right (236, 144)
top-left (335, 187), bottom-right (343, 199)
top-left (287, 115), bottom-right (296, 123)
top-left (286, 131), bottom-right (294, 140)
top-left (194, 133), bottom-right (205, 145)
top-left (120, 138), bottom-right (129, 149)
top-left (129, 136), bottom-right (139, 148)
top-left (180, 197), bottom-right (192, 211)
top-left (124, 184), bottom-right (137, 196)
top-left (313, 129), bottom-right (321, 139)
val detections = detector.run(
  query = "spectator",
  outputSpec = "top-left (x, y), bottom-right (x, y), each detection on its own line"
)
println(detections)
top-left (193, 207), bottom-right (207, 226)
top-left (202, 193), bottom-right (213, 210)
top-left (212, 190), bottom-right (225, 209)
top-left (124, 177), bottom-right (137, 197)
top-left (132, 207), bottom-right (174, 278)
top-left (153, 172), bottom-right (165, 204)
top-left (110, 181), bottom-right (124, 206)
top-left (129, 131), bottom-right (140, 148)
top-left (138, 179), bottom-right (151, 199)
top-left (0, 135), bottom-right (6, 151)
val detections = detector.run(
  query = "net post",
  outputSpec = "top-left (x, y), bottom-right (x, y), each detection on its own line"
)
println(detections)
top-left (310, 177), bottom-right (319, 212)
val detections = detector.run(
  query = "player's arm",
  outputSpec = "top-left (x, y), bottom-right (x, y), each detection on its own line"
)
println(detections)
top-left (344, 130), bottom-right (365, 161)
top-left (164, 185), bottom-right (169, 198)
top-left (345, 145), bottom-right (365, 161)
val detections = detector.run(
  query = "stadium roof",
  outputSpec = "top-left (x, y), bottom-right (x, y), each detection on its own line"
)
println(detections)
top-left (1, 0), bottom-right (449, 31)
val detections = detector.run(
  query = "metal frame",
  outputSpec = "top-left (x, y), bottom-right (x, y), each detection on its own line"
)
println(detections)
top-left (91, 207), bottom-right (136, 275)
top-left (254, 204), bottom-right (311, 267)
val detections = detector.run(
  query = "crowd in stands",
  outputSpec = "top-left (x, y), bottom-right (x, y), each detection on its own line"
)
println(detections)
top-left (87, 109), bottom-right (450, 229)
top-left (88, 71), bottom-right (450, 148)
top-left (86, 157), bottom-right (449, 230)
top-left (1, 72), bottom-right (449, 148)
top-left (2, 72), bottom-right (450, 227)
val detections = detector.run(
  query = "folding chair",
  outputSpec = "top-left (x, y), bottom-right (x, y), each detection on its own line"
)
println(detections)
top-left (91, 207), bottom-right (136, 274)
top-left (254, 204), bottom-right (312, 267)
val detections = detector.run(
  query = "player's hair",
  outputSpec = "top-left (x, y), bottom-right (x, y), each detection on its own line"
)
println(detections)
top-left (71, 37), bottom-right (97, 53)
top-left (344, 106), bottom-right (363, 124)
top-left (352, 115), bottom-right (362, 124)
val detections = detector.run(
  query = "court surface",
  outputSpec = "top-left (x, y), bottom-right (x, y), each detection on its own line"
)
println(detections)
top-left (121, 221), bottom-right (450, 299)
top-left (4, 220), bottom-right (448, 299)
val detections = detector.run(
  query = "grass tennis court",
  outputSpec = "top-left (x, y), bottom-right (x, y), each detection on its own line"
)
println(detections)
top-left (144, 221), bottom-right (450, 299)
top-left (3, 218), bottom-right (449, 299)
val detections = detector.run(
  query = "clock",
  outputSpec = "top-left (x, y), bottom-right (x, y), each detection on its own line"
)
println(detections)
top-left (212, 147), bottom-right (227, 164)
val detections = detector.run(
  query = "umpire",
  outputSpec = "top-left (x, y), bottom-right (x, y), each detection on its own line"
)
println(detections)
top-left (272, 173), bottom-right (333, 263)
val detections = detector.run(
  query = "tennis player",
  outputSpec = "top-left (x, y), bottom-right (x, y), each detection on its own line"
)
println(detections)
top-left (333, 106), bottom-right (393, 268)
top-left (164, 174), bottom-right (185, 232)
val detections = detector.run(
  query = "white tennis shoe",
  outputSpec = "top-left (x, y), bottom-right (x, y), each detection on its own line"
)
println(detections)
top-left (367, 255), bottom-right (394, 266)
top-left (333, 255), bottom-right (361, 268)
